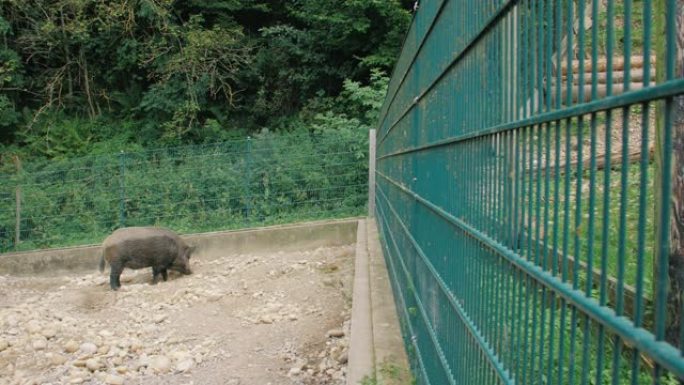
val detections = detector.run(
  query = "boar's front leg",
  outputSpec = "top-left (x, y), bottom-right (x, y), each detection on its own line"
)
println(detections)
top-left (152, 267), bottom-right (161, 284)
top-left (161, 268), bottom-right (168, 282)
top-left (109, 262), bottom-right (124, 290)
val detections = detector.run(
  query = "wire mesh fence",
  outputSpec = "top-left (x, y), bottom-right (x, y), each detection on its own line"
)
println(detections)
top-left (0, 129), bottom-right (368, 252)
top-left (375, 0), bottom-right (684, 384)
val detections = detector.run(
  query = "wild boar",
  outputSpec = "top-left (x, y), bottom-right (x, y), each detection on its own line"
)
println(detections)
top-left (99, 227), bottom-right (194, 290)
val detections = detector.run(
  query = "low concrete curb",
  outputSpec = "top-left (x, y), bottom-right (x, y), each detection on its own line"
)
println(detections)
top-left (347, 218), bottom-right (410, 385)
top-left (347, 220), bottom-right (374, 384)
top-left (368, 218), bottom-right (410, 384)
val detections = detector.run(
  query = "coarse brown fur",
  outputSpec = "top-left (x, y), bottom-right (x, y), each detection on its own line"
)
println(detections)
top-left (99, 227), bottom-right (194, 290)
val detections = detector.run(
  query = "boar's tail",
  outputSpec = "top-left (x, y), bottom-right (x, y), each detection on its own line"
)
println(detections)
top-left (98, 250), bottom-right (106, 273)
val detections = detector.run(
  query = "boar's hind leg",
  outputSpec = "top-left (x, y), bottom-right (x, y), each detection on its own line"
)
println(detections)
top-left (109, 262), bottom-right (123, 290)
top-left (161, 269), bottom-right (168, 282)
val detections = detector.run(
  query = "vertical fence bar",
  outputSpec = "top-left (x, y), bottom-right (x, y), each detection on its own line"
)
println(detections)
top-left (369, 129), bottom-right (377, 218)
top-left (118, 150), bottom-right (126, 228)
top-left (13, 155), bottom-right (21, 248)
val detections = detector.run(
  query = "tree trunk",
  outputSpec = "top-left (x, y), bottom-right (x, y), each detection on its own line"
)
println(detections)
top-left (654, 0), bottom-right (684, 359)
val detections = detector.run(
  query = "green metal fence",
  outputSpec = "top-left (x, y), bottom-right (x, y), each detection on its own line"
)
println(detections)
top-left (375, 0), bottom-right (684, 384)
top-left (0, 130), bottom-right (368, 252)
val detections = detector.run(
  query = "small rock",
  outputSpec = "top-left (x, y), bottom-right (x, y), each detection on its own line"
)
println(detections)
top-left (41, 328), bottom-right (57, 339)
top-left (336, 352), bottom-right (348, 365)
top-left (85, 359), bottom-right (102, 372)
top-left (288, 367), bottom-right (301, 376)
top-left (97, 345), bottom-right (110, 355)
top-left (130, 340), bottom-right (143, 352)
top-left (26, 320), bottom-right (41, 334)
top-left (133, 356), bottom-right (150, 371)
top-left (153, 314), bottom-right (167, 324)
top-left (0, 338), bottom-right (9, 352)
top-left (94, 371), bottom-right (108, 382)
top-left (49, 354), bottom-right (68, 366)
top-left (171, 350), bottom-right (191, 361)
top-left (150, 355), bottom-right (172, 373)
top-left (115, 366), bottom-right (127, 374)
top-left (111, 356), bottom-right (124, 366)
top-left (79, 342), bottom-right (97, 355)
top-left (32, 337), bottom-right (47, 350)
top-left (327, 329), bottom-right (345, 338)
top-left (175, 359), bottom-right (193, 372)
top-left (64, 340), bottom-right (79, 353)
top-left (105, 374), bottom-right (125, 385)
top-left (69, 378), bottom-right (85, 384)
top-left (73, 360), bottom-right (87, 368)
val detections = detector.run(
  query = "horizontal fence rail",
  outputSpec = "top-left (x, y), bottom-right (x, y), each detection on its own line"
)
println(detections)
top-left (0, 130), bottom-right (368, 251)
top-left (375, 0), bottom-right (684, 384)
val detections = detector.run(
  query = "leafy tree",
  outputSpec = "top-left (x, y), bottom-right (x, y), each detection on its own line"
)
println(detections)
top-left (0, 0), bottom-right (411, 156)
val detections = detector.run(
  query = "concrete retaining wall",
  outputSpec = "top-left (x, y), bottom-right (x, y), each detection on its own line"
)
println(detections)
top-left (0, 218), bottom-right (359, 276)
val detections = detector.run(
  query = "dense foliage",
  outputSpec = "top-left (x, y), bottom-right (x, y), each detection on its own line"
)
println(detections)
top-left (0, 66), bottom-right (386, 250)
top-left (0, 0), bottom-right (411, 159)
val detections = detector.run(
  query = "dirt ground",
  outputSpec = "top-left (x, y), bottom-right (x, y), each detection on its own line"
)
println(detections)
top-left (0, 244), bottom-right (355, 385)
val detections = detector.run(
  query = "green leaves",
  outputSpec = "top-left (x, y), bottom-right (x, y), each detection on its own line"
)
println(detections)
top-left (0, 0), bottom-right (409, 153)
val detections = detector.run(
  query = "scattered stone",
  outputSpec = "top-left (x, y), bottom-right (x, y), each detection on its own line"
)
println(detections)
top-left (153, 314), bottom-right (168, 324)
top-left (32, 337), bottom-right (47, 350)
top-left (49, 354), bottom-right (68, 366)
top-left (171, 350), bottom-right (191, 361)
top-left (0, 338), bottom-right (9, 352)
top-left (176, 358), bottom-right (194, 372)
top-left (72, 360), bottom-right (87, 368)
top-left (97, 344), bottom-right (110, 355)
top-left (94, 371), bottom-right (108, 382)
top-left (150, 355), bottom-right (172, 373)
top-left (79, 342), bottom-right (97, 355)
top-left (41, 328), bottom-right (57, 339)
top-left (336, 352), bottom-right (348, 365)
top-left (133, 356), bottom-right (150, 371)
top-left (130, 340), bottom-right (143, 352)
top-left (327, 329), bottom-right (345, 338)
top-left (105, 374), bottom-right (125, 385)
top-left (288, 367), bottom-right (301, 376)
top-left (85, 358), bottom-right (102, 372)
top-left (26, 320), bottom-right (41, 334)
top-left (115, 366), bottom-right (128, 374)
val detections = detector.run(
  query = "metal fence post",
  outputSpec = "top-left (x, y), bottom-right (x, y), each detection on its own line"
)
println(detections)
top-left (245, 136), bottom-right (252, 223)
top-left (118, 150), bottom-right (126, 228)
top-left (13, 155), bottom-right (21, 248)
top-left (368, 129), bottom-right (376, 217)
